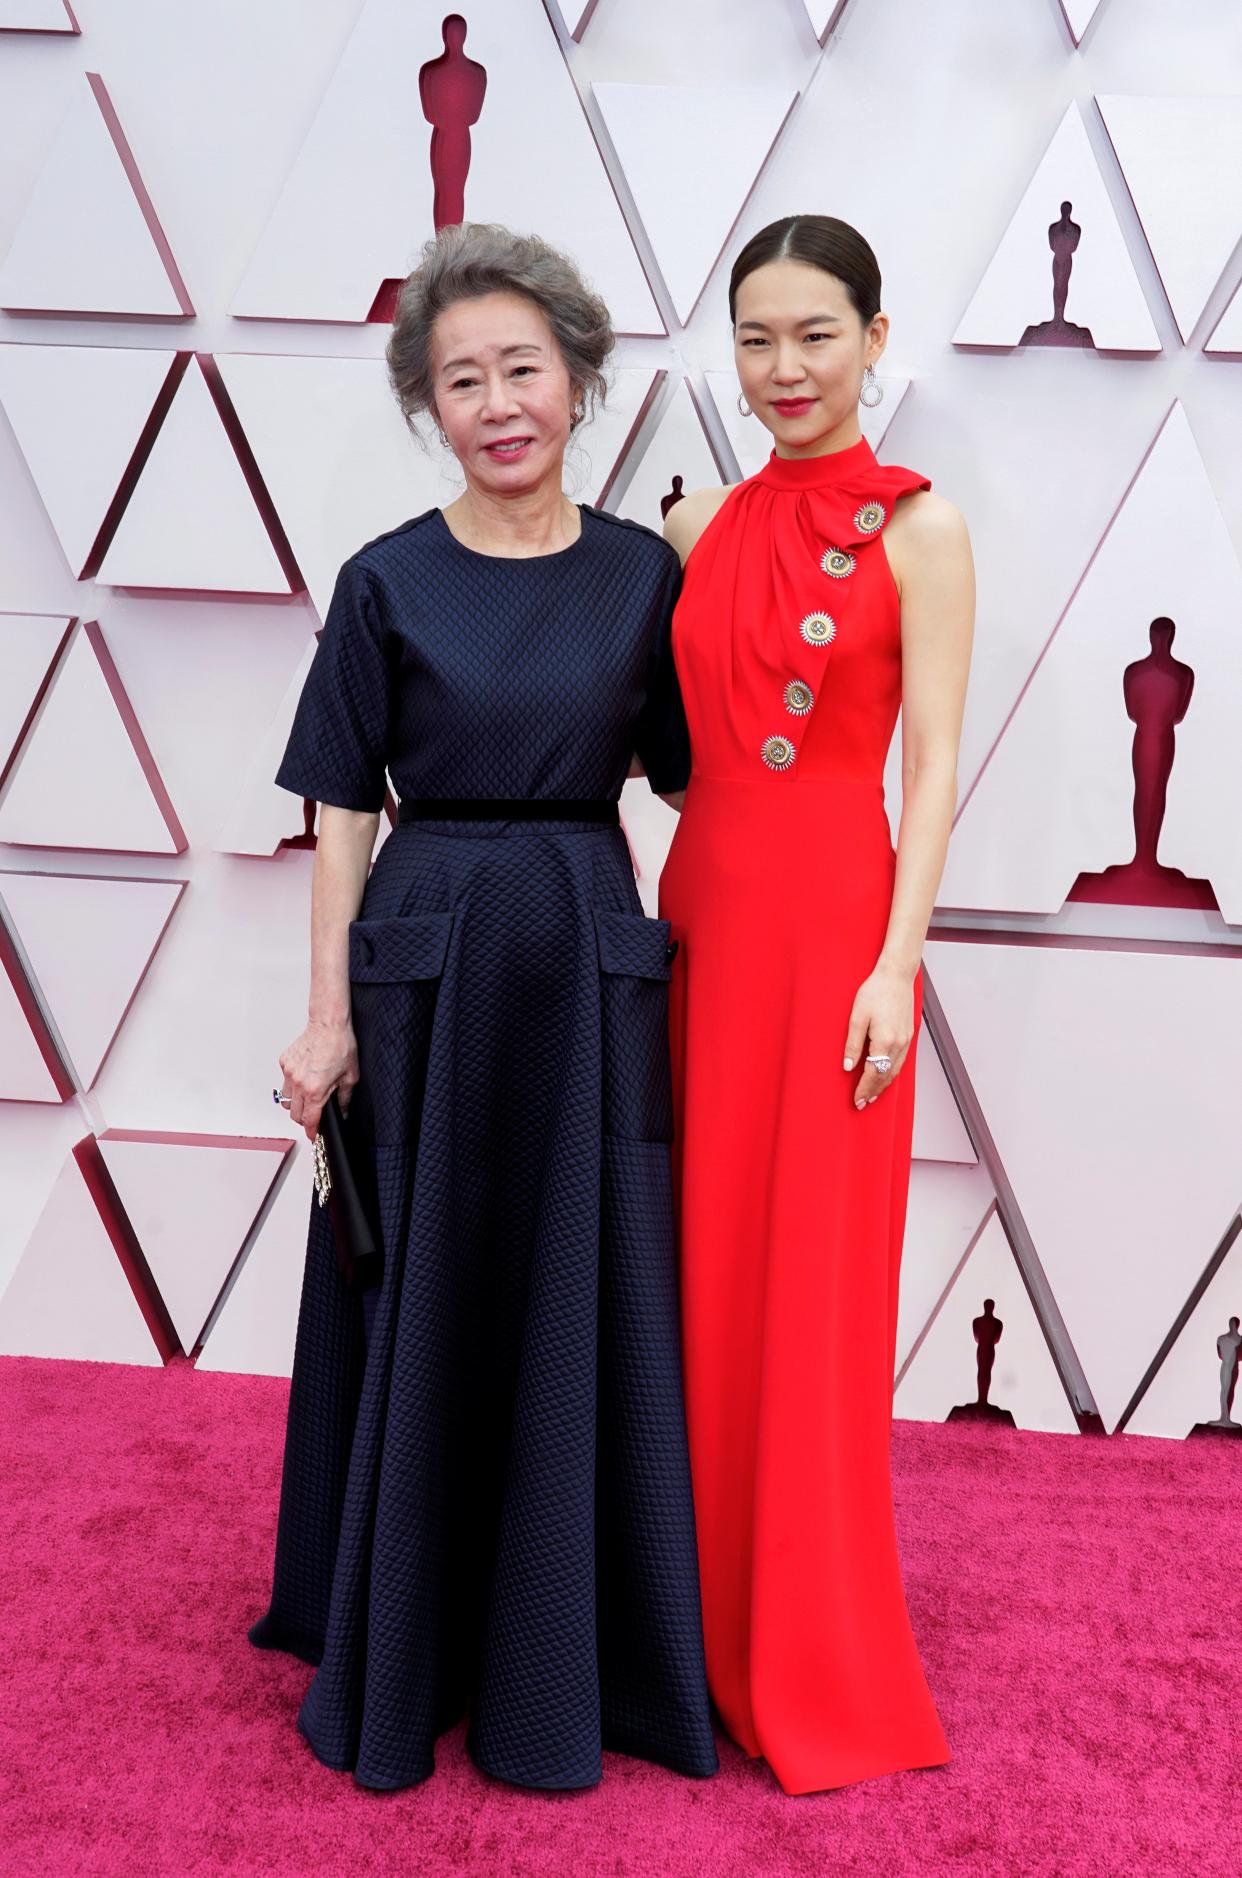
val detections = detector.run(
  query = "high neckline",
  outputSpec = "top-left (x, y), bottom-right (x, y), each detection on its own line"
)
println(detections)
top-left (756, 434), bottom-right (877, 490)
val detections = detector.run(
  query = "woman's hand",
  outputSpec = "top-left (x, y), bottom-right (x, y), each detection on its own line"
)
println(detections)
top-left (843, 964), bottom-right (916, 1110)
top-left (277, 1019), bottom-right (359, 1140)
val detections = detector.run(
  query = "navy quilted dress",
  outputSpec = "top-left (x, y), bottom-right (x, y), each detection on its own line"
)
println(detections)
top-left (248, 504), bottom-right (718, 1792)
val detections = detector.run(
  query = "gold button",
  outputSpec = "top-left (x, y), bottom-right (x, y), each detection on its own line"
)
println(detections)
top-left (800, 611), bottom-right (837, 647)
top-left (854, 500), bottom-right (886, 533)
top-left (821, 546), bottom-right (856, 579)
top-left (761, 735), bottom-right (796, 771)
top-left (784, 680), bottom-right (814, 715)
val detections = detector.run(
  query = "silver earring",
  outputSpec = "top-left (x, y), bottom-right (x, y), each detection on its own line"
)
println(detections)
top-left (859, 365), bottom-right (883, 409)
top-left (570, 405), bottom-right (584, 430)
top-left (737, 392), bottom-right (752, 418)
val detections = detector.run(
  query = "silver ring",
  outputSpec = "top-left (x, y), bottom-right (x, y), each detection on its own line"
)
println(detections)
top-left (272, 1088), bottom-right (292, 1107)
top-left (865, 1054), bottom-right (893, 1074)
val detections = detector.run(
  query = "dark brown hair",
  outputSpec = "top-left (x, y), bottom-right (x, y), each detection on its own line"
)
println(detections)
top-left (728, 215), bottom-right (882, 326)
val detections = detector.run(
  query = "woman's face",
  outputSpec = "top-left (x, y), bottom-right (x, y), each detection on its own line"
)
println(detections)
top-left (733, 259), bottom-right (887, 449)
top-left (430, 291), bottom-right (577, 496)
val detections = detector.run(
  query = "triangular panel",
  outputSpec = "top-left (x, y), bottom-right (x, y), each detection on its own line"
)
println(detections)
top-left (593, 81), bottom-right (797, 323)
top-left (0, 343), bottom-right (178, 576)
top-left (0, 924), bottom-right (71, 1101)
top-left (214, 637), bottom-right (318, 855)
top-left (895, 1162), bottom-right (995, 1375)
top-left (233, 0), bottom-right (661, 332)
top-left (1056, 0), bottom-right (1108, 45)
top-left (97, 1131), bottom-right (292, 1354)
top-left (0, 1146), bottom-right (162, 1363)
top-left (895, 1211), bottom-right (1080, 1433)
top-left (197, 1142), bottom-right (312, 1378)
top-left (1098, 95), bottom-right (1242, 341)
top-left (95, 357), bottom-right (291, 594)
top-left (953, 104), bottom-right (1160, 351)
top-left (912, 1026), bottom-right (977, 1165)
top-left (940, 405), bottom-right (1242, 920)
top-left (0, 2), bottom-right (79, 29)
top-left (0, 73), bottom-right (191, 316)
top-left (0, 873), bottom-right (184, 1087)
top-left (1205, 280), bottom-right (1242, 355)
top-left (0, 621), bottom-right (186, 854)
top-left (0, 612), bottom-right (73, 789)
top-left (616, 381), bottom-right (722, 534)
top-left (1125, 1220), bottom-right (1242, 1439)
top-left (927, 938), bottom-right (1242, 1432)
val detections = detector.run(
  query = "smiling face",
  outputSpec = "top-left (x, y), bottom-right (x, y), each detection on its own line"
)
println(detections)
top-left (430, 290), bottom-right (577, 497)
top-left (733, 259), bottom-right (887, 454)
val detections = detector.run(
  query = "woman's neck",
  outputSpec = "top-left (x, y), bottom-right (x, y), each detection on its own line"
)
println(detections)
top-left (443, 475), bottom-right (580, 558)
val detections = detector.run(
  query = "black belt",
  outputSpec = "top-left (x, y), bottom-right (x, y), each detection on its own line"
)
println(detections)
top-left (397, 798), bottom-right (619, 824)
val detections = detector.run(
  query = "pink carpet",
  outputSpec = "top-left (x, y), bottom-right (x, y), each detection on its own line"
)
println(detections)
top-left (1, 1354), bottom-right (1236, 1877)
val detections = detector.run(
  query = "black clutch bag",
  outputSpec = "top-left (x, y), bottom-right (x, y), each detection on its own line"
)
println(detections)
top-left (312, 1090), bottom-right (383, 1291)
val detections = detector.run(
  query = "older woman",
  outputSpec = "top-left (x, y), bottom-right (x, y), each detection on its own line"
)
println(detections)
top-left (249, 222), bottom-right (717, 1794)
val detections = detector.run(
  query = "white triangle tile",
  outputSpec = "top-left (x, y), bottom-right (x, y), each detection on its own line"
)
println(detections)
top-left (1205, 280), bottom-right (1242, 354)
top-left (802, 1), bottom-right (849, 42)
top-left (953, 103), bottom-right (1160, 351)
top-left (215, 354), bottom-right (455, 624)
top-left (593, 81), bottom-right (798, 323)
top-left (1126, 1222), bottom-right (1242, 1439)
top-left (940, 404), bottom-right (1242, 920)
top-left (0, 73), bottom-right (191, 317)
top-left (233, 0), bottom-right (660, 333)
top-left (0, 621), bottom-right (186, 854)
top-left (1098, 95), bottom-right (1242, 342)
top-left (197, 1142), bottom-right (312, 1379)
top-left (927, 939), bottom-right (1242, 1432)
top-left (1057, 0), bottom-right (1107, 44)
top-left (0, 935), bottom-right (69, 1101)
top-left (704, 370), bottom-right (910, 478)
top-left (0, 2), bottom-right (79, 28)
top-left (895, 1162), bottom-right (995, 1375)
top-left (0, 1147), bottom-right (162, 1364)
top-left (97, 1131), bottom-right (292, 1354)
top-left (573, 366), bottom-right (665, 508)
top-left (0, 344), bottom-right (177, 576)
top-left (616, 381), bottom-right (722, 534)
top-left (0, 612), bottom-right (73, 785)
top-left (895, 1211), bottom-right (1079, 1434)
top-left (912, 1025), bottom-right (977, 1165)
top-left (95, 357), bottom-right (289, 594)
top-left (214, 636), bottom-right (319, 855)
top-left (0, 873), bottom-right (184, 1088)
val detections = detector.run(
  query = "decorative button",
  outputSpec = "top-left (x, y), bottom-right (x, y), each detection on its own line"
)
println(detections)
top-left (761, 735), bottom-right (796, 771)
top-left (821, 546), bottom-right (856, 579)
top-left (665, 939), bottom-right (680, 964)
top-left (800, 611), bottom-right (837, 647)
top-left (784, 680), bottom-right (814, 715)
top-left (854, 500), bottom-right (886, 534)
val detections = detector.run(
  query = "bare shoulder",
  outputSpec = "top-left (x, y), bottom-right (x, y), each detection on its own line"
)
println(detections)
top-left (662, 483), bottom-right (740, 566)
top-left (887, 487), bottom-right (970, 554)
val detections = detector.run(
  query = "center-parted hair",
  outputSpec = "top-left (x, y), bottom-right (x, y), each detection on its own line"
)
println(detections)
top-left (386, 222), bottom-right (615, 435)
top-left (728, 215), bottom-right (882, 327)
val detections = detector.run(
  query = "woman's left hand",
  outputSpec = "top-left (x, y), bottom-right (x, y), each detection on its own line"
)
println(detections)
top-left (843, 964), bottom-right (915, 1110)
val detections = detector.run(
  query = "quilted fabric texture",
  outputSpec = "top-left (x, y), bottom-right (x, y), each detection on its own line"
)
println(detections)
top-left (249, 507), bottom-right (715, 1792)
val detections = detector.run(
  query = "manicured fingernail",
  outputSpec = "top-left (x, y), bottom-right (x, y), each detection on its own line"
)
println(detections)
top-left (843, 1058), bottom-right (854, 1071)
top-left (854, 1098), bottom-right (866, 1110)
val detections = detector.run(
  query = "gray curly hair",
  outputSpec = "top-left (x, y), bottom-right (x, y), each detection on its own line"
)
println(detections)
top-left (386, 222), bottom-right (615, 437)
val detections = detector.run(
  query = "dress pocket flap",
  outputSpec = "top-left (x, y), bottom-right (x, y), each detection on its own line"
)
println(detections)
top-left (595, 909), bottom-right (676, 981)
top-left (349, 913), bottom-right (453, 983)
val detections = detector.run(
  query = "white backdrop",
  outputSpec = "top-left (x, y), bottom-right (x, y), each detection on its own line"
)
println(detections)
top-left (1, 0), bottom-right (1240, 1439)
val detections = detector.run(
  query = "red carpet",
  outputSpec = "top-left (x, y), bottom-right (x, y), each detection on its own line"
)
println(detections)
top-left (1, 1354), bottom-right (1236, 1877)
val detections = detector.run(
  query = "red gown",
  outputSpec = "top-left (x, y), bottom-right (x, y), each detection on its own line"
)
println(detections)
top-left (659, 435), bottom-right (950, 1795)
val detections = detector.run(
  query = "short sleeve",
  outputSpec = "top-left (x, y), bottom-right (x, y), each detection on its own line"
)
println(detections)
top-left (632, 547), bottom-right (692, 794)
top-left (275, 559), bottom-right (390, 812)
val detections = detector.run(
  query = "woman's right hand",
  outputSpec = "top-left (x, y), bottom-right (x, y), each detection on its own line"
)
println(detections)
top-left (277, 1020), bottom-right (359, 1140)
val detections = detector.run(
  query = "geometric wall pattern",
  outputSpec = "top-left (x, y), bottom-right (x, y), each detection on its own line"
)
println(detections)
top-left (2, 0), bottom-right (1241, 1448)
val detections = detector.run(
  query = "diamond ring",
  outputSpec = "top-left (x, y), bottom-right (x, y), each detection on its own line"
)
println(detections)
top-left (272, 1088), bottom-right (292, 1107)
top-left (865, 1055), bottom-right (893, 1074)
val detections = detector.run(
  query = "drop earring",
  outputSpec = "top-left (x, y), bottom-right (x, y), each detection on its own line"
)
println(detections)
top-left (859, 365), bottom-right (883, 409)
top-left (737, 392), bottom-right (752, 418)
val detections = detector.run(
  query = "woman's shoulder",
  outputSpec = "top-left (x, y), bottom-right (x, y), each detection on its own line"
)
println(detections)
top-left (349, 509), bottom-right (441, 577)
top-left (886, 486), bottom-right (968, 549)
top-left (661, 483), bottom-right (740, 565)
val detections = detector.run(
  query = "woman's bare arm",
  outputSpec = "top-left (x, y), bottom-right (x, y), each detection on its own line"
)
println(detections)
top-left (278, 804), bottom-right (380, 1138)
